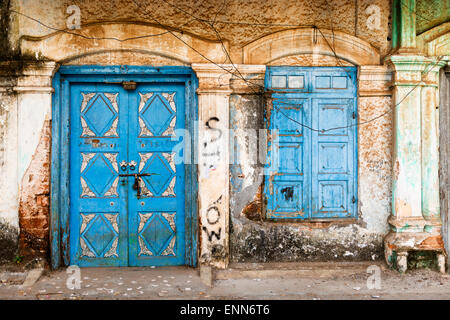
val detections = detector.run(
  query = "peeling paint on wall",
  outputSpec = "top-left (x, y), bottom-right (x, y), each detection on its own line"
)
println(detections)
top-left (229, 67), bottom-right (393, 263)
top-left (18, 118), bottom-right (51, 258)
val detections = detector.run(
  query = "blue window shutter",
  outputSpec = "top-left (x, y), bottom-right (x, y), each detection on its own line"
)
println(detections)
top-left (264, 67), bottom-right (357, 220)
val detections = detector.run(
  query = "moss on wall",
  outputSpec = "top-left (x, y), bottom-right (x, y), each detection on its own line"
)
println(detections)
top-left (407, 251), bottom-right (439, 270)
top-left (0, 221), bottom-right (18, 264)
top-left (0, 0), bottom-right (12, 60)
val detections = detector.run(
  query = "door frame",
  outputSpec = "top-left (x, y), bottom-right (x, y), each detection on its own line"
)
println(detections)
top-left (50, 65), bottom-right (199, 269)
top-left (440, 66), bottom-right (449, 272)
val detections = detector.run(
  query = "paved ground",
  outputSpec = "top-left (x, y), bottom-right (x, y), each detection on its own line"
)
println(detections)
top-left (0, 262), bottom-right (449, 300)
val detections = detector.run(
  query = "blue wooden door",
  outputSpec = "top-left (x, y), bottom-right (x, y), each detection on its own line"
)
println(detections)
top-left (264, 67), bottom-right (357, 220)
top-left (128, 84), bottom-right (185, 266)
top-left (69, 81), bottom-right (186, 266)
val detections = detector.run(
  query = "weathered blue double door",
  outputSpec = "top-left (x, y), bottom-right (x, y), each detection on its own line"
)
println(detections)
top-left (69, 81), bottom-right (185, 266)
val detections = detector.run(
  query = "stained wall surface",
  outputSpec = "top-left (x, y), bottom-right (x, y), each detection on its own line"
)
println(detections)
top-left (229, 67), bottom-right (393, 262)
top-left (0, 0), bottom-right (397, 263)
top-left (9, 0), bottom-right (391, 62)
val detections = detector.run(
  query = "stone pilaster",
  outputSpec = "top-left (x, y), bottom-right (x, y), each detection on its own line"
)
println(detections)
top-left (384, 55), bottom-right (446, 272)
top-left (192, 64), bottom-right (232, 271)
top-left (0, 61), bottom-right (58, 262)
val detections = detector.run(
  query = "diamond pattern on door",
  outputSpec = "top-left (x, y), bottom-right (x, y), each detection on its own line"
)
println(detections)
top-left (80, 153), bottom-right (118, 198)
top-left (138, 152), bottom-right (176, 197)
top-left (138, 92), bottom-right (176, 137)
top-left (80, 213), bottom-right (119, 258)
top-left (80, 93), bottom-right (119, 137)
top-left (137, 212), bottom-right (176, 256)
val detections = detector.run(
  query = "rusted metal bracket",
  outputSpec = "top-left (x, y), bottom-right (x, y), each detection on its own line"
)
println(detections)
top-left (104, 80), bottom-right (137, 90)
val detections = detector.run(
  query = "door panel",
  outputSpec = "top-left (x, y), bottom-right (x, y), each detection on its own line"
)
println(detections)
top-left (128, 84), bottom-right (186, 266)
top-left (312, 98), bottom-right (355, 218)
top-left (69, 82), bottom-right (186, 267)
top-left (265, 98), bottom-right (310, 219)
top-left (69, 84), bottom-right (129, 266)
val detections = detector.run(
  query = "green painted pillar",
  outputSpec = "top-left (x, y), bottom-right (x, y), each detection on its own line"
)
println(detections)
top-left (387, 55), bottom-right (446, 228)
top-left (385, 55), bottom-right (447, 272)
top-left (387, 55), bottom-right (445, 229)
top-left (388, 56), bottom-right (424, 226)
top-left (386, 0), bottom-right (447, 273)
top-left (400, 0), bottom-right (416, 49)
top-left (392, 0), bottom-right (417, 52)
top-left (421, 59), bottom-right (447, 223)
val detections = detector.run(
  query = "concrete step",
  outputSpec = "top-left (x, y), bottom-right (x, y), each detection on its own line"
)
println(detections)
top-left (0, 271), bottom-right (27, 285)
top-left (215, 261), bottom-right (386, 280)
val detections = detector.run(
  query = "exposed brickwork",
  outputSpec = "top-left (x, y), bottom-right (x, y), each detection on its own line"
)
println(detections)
top-left (18, 119), bottom-right (51, 258)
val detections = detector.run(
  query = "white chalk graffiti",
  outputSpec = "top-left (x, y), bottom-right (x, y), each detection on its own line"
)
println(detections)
top-left (202, 195), bottom-right (223, 242)
top-left (201, 117), bottom-right (223, 178)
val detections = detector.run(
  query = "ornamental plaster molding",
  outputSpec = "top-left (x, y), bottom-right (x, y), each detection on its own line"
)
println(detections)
top-left (416, 22), bottom-right (450, 57)
top-left (242, 28), bottom-right (380, 66)
top-left (20, 22), bottom-right (228, 65)
top-left (358, 65), bottom-right (393, 97)
top-left (386, 55), bottom-right (447, 85)
top-left (0, 61), bottom-right (58, 93)
top-left (192, 63), bottom-right (233, 94)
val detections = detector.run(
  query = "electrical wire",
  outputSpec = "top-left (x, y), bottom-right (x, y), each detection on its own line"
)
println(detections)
top-left (273, 55), bottom-right (444, 133)
top-left (158, 0), bottom-right (262, 92)
top-left (11, 9), bottom-right (198, 42)
top-left (10, 2), bottom-right (445, 133)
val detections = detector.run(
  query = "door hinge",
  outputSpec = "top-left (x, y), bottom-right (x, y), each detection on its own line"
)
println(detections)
top-left (352, 112), bottom-right (356, 119)
top-left (352, 196), bottom-right (356, 203)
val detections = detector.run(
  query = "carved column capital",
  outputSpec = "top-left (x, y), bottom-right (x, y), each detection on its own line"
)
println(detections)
top-left (192, 64), bottom-right (233, 94)
top-left (192, 63), bottom-right (267, 95)
top-left (386, 55), bottom-right (446, 85)
top-left (229, 65), bottom-right (266, 94)
top-left (358, 65), bottom-right (393, 97)
top-left (0, 61), bottom-right (59, 93)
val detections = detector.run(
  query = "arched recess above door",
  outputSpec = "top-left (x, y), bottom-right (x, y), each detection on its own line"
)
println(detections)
top-left (20, 22), bottom-right (228, 65)
top-left (242, 28), bottom-right (381, 66)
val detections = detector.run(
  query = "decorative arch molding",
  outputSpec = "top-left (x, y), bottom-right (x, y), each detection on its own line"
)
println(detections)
top-left (417, 22), bottom-right (450, 57)
top-left (59, 49), bottom-right (190, 66)
top-left (20, 22), bottom-right (228, 64)
top-left (266, 54), bottom-right (355, 67)
top-left (242, 28), bottom-right (381, 66)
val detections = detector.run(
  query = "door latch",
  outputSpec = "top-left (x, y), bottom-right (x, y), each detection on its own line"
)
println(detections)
top-left (118, 173), bottom-right (158, 198)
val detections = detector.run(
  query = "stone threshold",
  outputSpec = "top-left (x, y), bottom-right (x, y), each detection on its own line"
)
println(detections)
top-left (215, 261), bottom-right (387, 280)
